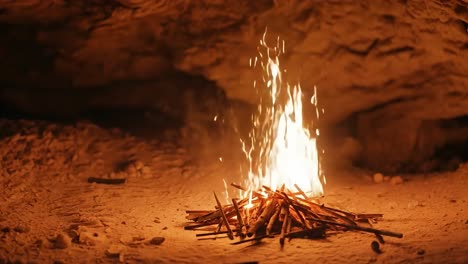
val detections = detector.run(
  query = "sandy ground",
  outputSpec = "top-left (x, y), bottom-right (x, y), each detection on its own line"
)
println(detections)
top-left (0, 119), bottom-right (467, 264)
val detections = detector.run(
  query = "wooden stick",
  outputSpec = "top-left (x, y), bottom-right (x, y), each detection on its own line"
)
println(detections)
top-left (375, 233), bottom-right (385, 244)
top-left (317, 204), bottom-right (356, 218)
top-left (186, 210), bottom-right (214, 214)
top-left (184, 222), bottom-right (218, 230)
top-left (279, 203), bottom-right (287, 222)
top-left (255, 198), bottom-right (266, 219)
top-left (198, 235), bottom-right (229, 241)
top-left (195, 206), bottom-right (238, 223)
top-left (196, 230), bottom-right (239, 237)
top-left (286, 214), bottom-right (292, 234)
top-left (247, 199), bottom-right (278, 237)
top-left (231, 234), bottom-right (273, 245)
top-left (306, 217), bottom-right (403, 238)
top-left (216, 221), bottom-right (223, 232)
top-left (294, 184), bottom-right (308, 200)
top-left (285, 226), bottom-right (325, 239)
top-left (280, 184), bottom-right (285, 192)
top-left (213, 192), bottom-right (234, 240)
top-left (232, 198), bottom-right (245, 238)
top-left (195, 210), bottom-right (222, 222)
top-left (87, 177), bottom-right (126, 185)
top-left (279, 205), bottom-right (290, 246)
top-left (231, 183), bottom-right (247, 191)
top-left (356, 214), bottom-right (384, 220)
top-left (281, 192), bottom-right (308, 229)
top-left (295, 197), bottom-right (357, 226)
top-left (266, 205), bottom-right (281, 235)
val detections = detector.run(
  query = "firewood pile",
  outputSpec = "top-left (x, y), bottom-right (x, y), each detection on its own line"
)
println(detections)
top-left (185, 183), bottom-right (403, 246)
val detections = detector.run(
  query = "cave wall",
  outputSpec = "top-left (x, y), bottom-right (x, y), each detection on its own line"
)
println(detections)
top-left (0, 0), bottom-right (467, 173)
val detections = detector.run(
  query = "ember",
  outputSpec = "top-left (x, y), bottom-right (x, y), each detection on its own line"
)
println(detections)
top-left (185, 184), bottom-right (403, 246)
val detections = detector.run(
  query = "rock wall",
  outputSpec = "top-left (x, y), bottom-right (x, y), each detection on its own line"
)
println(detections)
top-left (0, 0), bottom-right (467, 172)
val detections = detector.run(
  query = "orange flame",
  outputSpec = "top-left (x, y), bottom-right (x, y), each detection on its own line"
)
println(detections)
top-left (240, 30), bottom-right (325, 198)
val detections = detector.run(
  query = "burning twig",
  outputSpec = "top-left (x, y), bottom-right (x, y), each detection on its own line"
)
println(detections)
top-left (231, 182), bottom-right (247, 191)
top-left (294, 184), bottom-right (308, 200)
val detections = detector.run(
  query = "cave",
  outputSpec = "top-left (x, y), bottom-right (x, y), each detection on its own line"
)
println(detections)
top-left (0, 1), bottom-right (467, 263)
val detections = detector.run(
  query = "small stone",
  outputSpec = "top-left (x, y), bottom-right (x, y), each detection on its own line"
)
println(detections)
top-left (373, 173), bottom-right (384, 184)
top-left (390, 176), bottom-right (403, 185)
top-left (134, 161), bottom-right (144, 171)
top-left (417, 249), bottom-right (425, 255)
top-left (78, 231), bottom-right (105, 246)
top-left (1, 227), bottom-right (11, 233)
top-left (371, 241), bottom-right (382, 254)
top-left (14, 225), bottom-right (30, 233)
top-left (132, 235), bottom-right (145, 242)
top-left (383, 176), bottom-right (391, 182)
top-left (149, 237), bottom-right (165, 245)
top-left (449, 199), bottom-right (457, 203)
top-left (54, 233), bottom-right (71, 249)
top-left (106, 245), bottom-right (125, 257)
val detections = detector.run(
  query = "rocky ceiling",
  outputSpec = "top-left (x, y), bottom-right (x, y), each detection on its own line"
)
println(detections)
top-left (0, 0), bottom-right (467, 173)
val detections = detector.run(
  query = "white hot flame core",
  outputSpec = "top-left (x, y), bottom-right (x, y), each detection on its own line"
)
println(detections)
top-left (241, 31), bottom-right (325, 197)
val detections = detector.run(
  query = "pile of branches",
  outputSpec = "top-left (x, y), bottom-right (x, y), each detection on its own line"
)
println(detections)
top-left (185, 183), bottom-right (403, 246)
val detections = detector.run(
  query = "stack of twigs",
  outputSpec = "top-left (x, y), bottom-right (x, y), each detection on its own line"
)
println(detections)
top-left (185, 183), bottom-right (403, 246)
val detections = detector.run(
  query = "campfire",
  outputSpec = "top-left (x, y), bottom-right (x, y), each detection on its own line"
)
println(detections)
top-left (185, 30), bottom-right (403, 248)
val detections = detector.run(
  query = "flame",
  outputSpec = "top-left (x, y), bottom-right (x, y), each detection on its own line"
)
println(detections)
top-left (240, 30), bottom-right (325, 198)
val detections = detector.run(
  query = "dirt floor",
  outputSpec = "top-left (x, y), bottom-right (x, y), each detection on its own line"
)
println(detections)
top-left (0, 119), bottom-right (467, 264)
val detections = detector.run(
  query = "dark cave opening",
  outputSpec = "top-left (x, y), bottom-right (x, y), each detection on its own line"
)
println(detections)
top-left (0, 101), bottom-right (183, 138)
top-left (323, 113), bottom-right (468, 174)
top-left (407, 115), bottom-right (468, 173)
top-left (428, 139), bottom-right (468, 172)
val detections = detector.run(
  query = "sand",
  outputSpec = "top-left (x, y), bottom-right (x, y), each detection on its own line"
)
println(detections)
top-left (0, 119), bottom-right (467, 263)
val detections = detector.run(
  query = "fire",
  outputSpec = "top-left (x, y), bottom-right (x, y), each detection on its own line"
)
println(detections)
top-left (240, 30), bottom-right (325, 198)
top-left (186, 33), bottom-right (402, 247)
